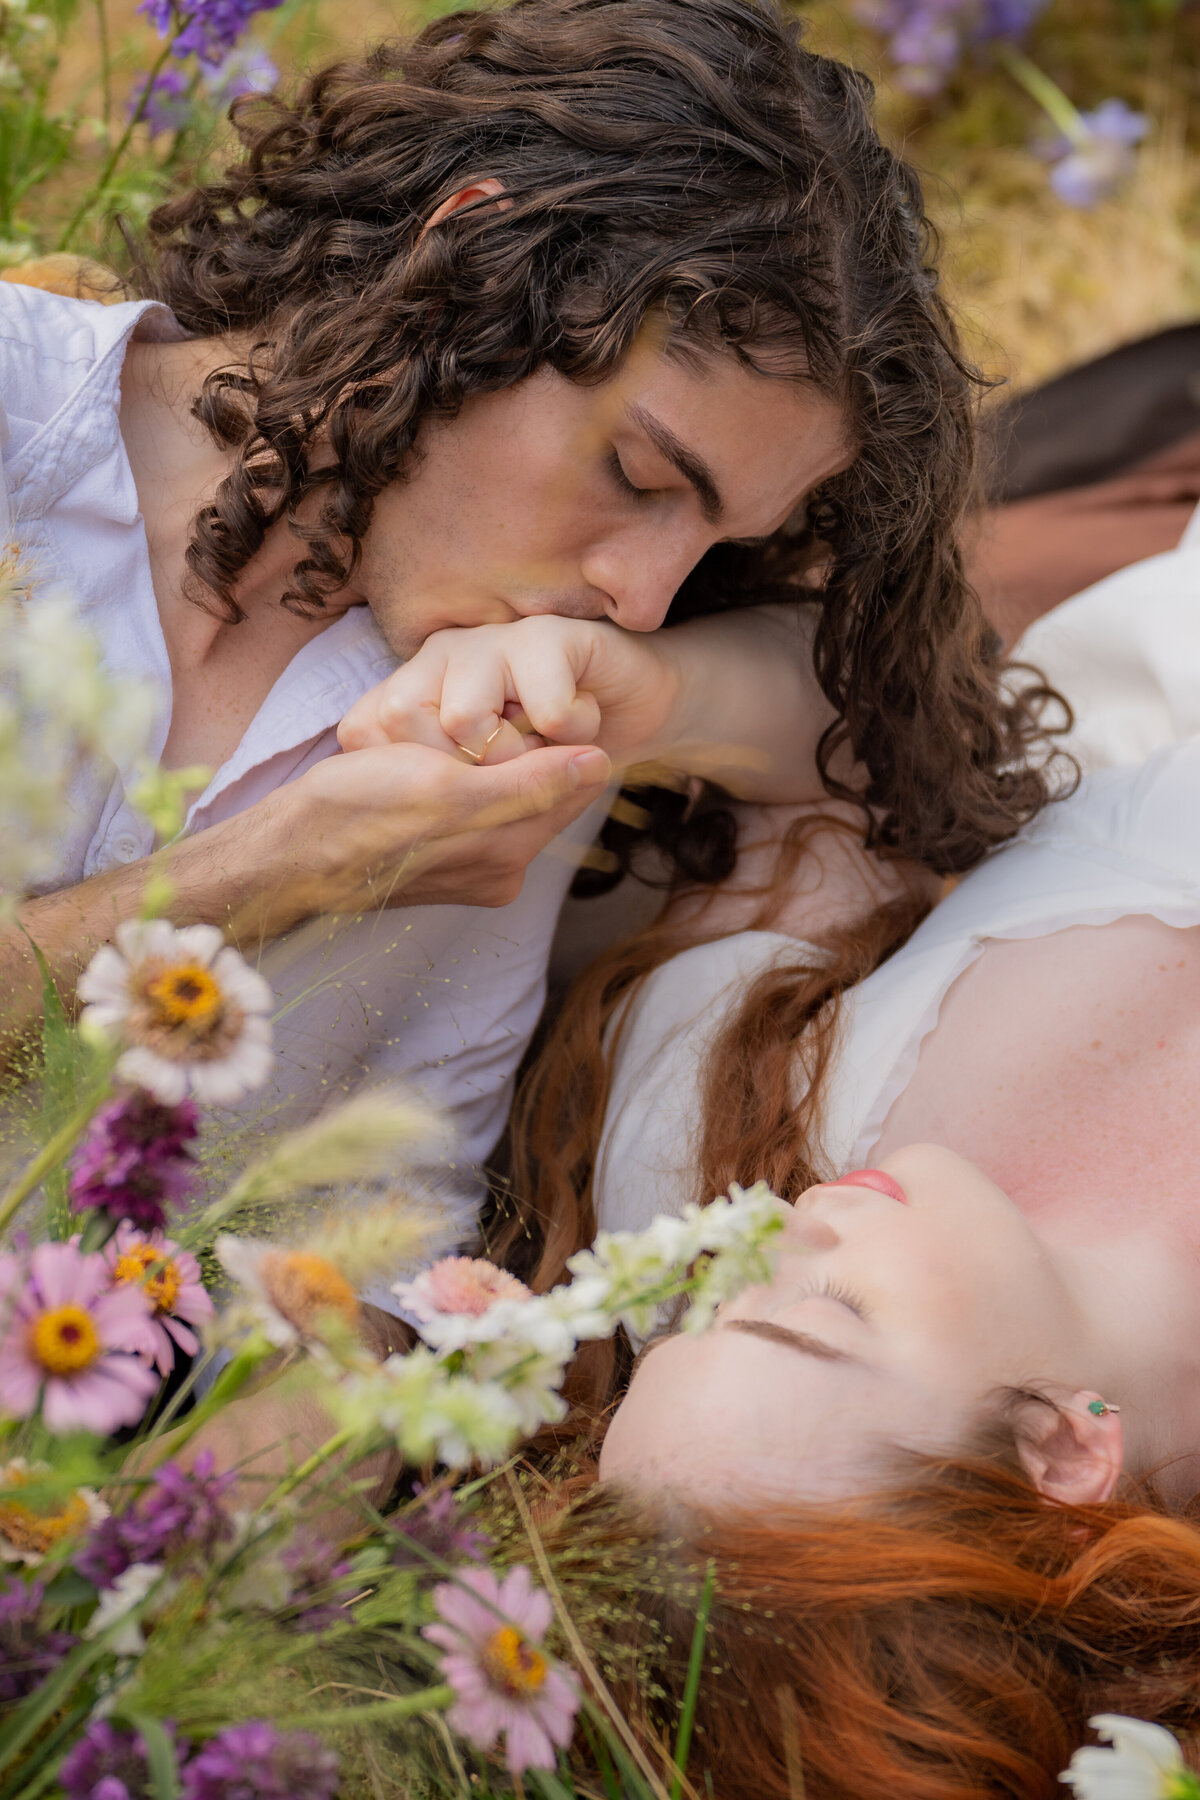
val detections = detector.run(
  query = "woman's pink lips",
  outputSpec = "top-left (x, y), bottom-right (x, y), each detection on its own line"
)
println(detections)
top-left (828, 1168), bottom-right (908, 1205)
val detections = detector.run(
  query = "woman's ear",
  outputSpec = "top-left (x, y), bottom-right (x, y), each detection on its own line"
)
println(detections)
top-left (1013, 1390), bottom-right (1124, 1504)
top-left (421, 178), bottom-right (510, 235)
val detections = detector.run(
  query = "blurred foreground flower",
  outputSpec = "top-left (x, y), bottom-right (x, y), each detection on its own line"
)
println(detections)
top-left (0, 1241), bottom-right (157, 1433)
top-left (0, 1574), bottom-right (76, 1702)
top-left (78, 920), bottom-right (274, 1106)
top-left (70, 1090), bottom-right (200, 1232)
top-left (424, 1565), bottom-right (581, 1776)
top-left (1059, 1713), bottom-right (1200, 1798)
top-left (181, 1722), bottom-right (339, 1800)
top-left (104, 1223), bottom-right (212, 1375)
top-left (1040, 99), bottom-right (1149, 207)
top-left (60, 1719), bottom-right (180, 1800)
top-left (0, 1459), bottom-right (106, 1565)
top-left (77, 1453), bottom-right (235, 1589)
top-left (215, 1236), bottom-right (360, 1348)
top-left (0, 562), bottom-right (156, 896)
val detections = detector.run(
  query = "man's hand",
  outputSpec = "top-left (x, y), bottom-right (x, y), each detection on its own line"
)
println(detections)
top-left (338, 616), bottom-right (680, 768)
top-left (250, 738), bottom-right (612, 928)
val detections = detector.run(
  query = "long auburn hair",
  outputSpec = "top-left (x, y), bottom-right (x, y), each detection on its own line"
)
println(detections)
top-left (140, 0), bottom-right (1059, 881)
top-left (544, 1460), bottom-right (1200, 1800)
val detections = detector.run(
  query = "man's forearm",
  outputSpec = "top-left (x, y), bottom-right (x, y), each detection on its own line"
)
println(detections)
top-left (0, 799), bottom-right (300, 1060)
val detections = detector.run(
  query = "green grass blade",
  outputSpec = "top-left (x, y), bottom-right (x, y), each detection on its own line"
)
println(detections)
top-left (669, 1561), bottom-right (715, 1800)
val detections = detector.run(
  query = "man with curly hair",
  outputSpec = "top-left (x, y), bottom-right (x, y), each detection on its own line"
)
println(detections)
top-left (0, 0), bottom-right (1054, 1239)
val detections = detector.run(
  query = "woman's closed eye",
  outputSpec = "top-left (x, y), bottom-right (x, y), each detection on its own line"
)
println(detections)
top-left (792, 1277), bottom-right (871, 1320)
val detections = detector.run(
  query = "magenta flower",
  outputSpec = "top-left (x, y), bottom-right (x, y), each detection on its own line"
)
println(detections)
top-left (104, 1223), bottom-right (212, 1376)
top-left (76, 1452), bottom-right (234, 1589)
top-left (0, 1243), bottom-right (158, 1435)
top-left (180, 1723), bottom-right (339, 1800)
top-left (69, 1089), bottom-right (200, 1233)
top-left (423, 1565), bottom-right (581, 1774)
top-left (59, 1718), bottom-right (182, 1800)
top-left (0, 1573), bottom-right (76, 1703)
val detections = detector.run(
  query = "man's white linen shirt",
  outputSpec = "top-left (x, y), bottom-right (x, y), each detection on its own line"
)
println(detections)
top-left (0, 282), bottom-right (603, 1268)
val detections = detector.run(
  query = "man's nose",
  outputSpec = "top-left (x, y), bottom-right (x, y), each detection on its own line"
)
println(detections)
top-left (581, 539), bottom-right (704, 632)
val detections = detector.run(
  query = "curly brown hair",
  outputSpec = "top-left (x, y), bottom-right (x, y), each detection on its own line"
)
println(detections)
top-left (140, 0), bottom-right (1060, 880)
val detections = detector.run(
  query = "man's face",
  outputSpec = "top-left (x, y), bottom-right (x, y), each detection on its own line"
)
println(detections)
top-left (351, 341), bottom-right (851, 657)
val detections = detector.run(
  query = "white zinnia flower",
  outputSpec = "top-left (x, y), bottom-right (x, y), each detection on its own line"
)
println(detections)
top-left (78, 919), bottom-right (274, 1105)
top-left (1059, 1714), bottom-right (1194, 1799)
top-left (84, 1562), bottom-right (165, 1656)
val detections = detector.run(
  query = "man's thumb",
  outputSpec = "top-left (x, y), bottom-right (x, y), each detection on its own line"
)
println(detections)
top-left (484, 743), bottom-right (612, 818)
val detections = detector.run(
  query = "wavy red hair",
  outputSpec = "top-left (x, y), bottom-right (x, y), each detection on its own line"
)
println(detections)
top-left (544, 1460), bottom-right (1200, 1800)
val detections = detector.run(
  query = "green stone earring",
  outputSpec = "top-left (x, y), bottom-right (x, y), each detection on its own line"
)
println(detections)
top-left (1088, 1399), bottom-right (1120, 1417)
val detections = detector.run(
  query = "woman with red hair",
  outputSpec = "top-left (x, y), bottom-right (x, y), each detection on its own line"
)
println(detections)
top-left (499, 535), bottom-right (1200, 1795)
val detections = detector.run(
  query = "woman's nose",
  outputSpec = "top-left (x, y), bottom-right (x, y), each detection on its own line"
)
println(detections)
top-left (783, 1209), bottom-right (841, 1252)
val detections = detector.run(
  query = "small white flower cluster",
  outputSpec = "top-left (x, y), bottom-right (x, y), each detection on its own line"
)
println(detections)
top-left (0, 572), bottom-right (157, 896)
top-left (1060, 1714), bottom-right (1200, 1800)
top-left (351, 1181), bottom-right (790, 1470)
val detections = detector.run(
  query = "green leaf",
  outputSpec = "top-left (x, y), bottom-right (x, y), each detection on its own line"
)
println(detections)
top-left (530, 1771), bottom-right (577, 1800)
top-left (670, 1560), bottom-right (715, 1800)
top-left (40, 1567), bottom-right (97, 1609)
top-left (114, 1711), bottom-right (180, 1800)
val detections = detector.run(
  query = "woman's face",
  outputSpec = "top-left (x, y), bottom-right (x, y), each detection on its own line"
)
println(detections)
top-left (599, 1145), bottom-right (1085, 1503)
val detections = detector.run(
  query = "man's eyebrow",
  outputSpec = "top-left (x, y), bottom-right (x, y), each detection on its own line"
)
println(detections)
top-left (627, 403), bottom-right (723, 525)
top-left (723, 1318), bottom-right (859, 1364)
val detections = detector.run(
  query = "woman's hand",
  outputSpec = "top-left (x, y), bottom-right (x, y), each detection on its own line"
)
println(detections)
top-left (338, 616), bottom-right (682, 768)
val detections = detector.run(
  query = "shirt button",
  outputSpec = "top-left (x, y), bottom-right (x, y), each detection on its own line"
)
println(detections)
top-left (107, 832), bottom-right (143, 865)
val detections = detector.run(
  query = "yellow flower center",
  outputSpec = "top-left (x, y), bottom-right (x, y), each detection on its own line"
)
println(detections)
top-left (114, 1245), bottom-right (181, 1315)
top-left (30, 1304), bottom-right (101, 1376)
top-left (261, 1251), bottom-right (359, 1337)
top-left (0, 1470), bottom-right (90, 1556)
top-left (482, 1626), bottom-right (548, 1697)
top-left (145, 962), bottom-right (223, 1032)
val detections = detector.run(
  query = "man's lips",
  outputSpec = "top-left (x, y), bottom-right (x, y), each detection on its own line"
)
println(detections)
top-left (828, 1168), bottom-right (908, 1205)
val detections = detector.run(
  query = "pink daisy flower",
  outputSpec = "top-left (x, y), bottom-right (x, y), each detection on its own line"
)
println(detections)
top-left (103, 1224), bottom-right (213, 1376)
top-left (397, 1257), bottom-right (530, 1323)
top-left (0, 1242), bottom-right (159, 1435)
top-left (423, 1564), bottom-right (580, 1774)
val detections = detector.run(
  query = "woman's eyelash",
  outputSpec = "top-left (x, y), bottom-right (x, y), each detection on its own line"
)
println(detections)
top-left (797, 1278), bottom-right (871, 1320)
top-left (607, 449), bottom-right (654, 502)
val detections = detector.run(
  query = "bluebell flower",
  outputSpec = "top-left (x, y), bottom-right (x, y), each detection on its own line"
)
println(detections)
top-left (127, 66), bottom-right (191, 135)
top-left (854, 0), bottom-right (1046, 94)
top-left (200, 42), bottom-right (278, 105)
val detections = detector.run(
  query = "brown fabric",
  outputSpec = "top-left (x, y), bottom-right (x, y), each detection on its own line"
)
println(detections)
top-left (968, 429), bottom-right (1200, 648)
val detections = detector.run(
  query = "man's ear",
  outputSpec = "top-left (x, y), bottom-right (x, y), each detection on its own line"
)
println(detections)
top-left (1013, 1390), bottom-right (1124, 1504)
top-left (420, 177), bottom-right (510, 237)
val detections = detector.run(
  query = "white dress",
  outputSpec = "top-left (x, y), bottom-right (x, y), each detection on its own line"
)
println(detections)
top-left (595, 508), bottom-right (1200, 1240)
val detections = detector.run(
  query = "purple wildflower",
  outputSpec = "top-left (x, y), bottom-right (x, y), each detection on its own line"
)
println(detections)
top-left (181, 1724), bottom-right (339, 1800)
top-left (127, 66), bottom-right (191, 136)
top-left (0, 1574), bottom-right (76, 1704)
top-left (69, 1090), bottom-right (200, 1232)
top-left (76, 1453), bottom-right (234, 1590)
top-left (59, 1719), bottom-right (182, 1800)
top-left (200, 43), bottom-right (278, 105)
top-left (1041, 98), bottom-right (1149, 207)
top-left (277, 1533), bottom-right (354, 1636)
top-left (137, 0), bottom-right (285, 67)
top-left (855, 0), bottom-right (1046, 94)
top-left (391, 1486), bottom-right (491, 1572)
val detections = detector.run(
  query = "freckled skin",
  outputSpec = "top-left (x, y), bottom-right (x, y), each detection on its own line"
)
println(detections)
top-left (872, 916), bottom-right (1200, 1238)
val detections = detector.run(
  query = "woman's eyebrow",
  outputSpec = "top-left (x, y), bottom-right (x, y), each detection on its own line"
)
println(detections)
top-left (626, 402), bottom-right (724, 525)
top-left (723, 1318), bottom-right (860, 1364)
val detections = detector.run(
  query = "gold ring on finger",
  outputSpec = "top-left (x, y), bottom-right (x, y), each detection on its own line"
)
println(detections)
top-left (453, 720), bottom-right (506, 766)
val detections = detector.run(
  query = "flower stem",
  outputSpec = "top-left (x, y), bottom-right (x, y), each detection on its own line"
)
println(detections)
top-left (56, 17), bottom-right (193, 250)
top-left (993, 43), bottom-right (1090, 146)
top-left (0, 1089), bottom-right (110, 1239)
top-left (276, 1686), bottom-right (456, 1731)
top-left (141, 1340), bottom-right (269, 1467)
top-left (264, 1424), bottom-right (358, 1506)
